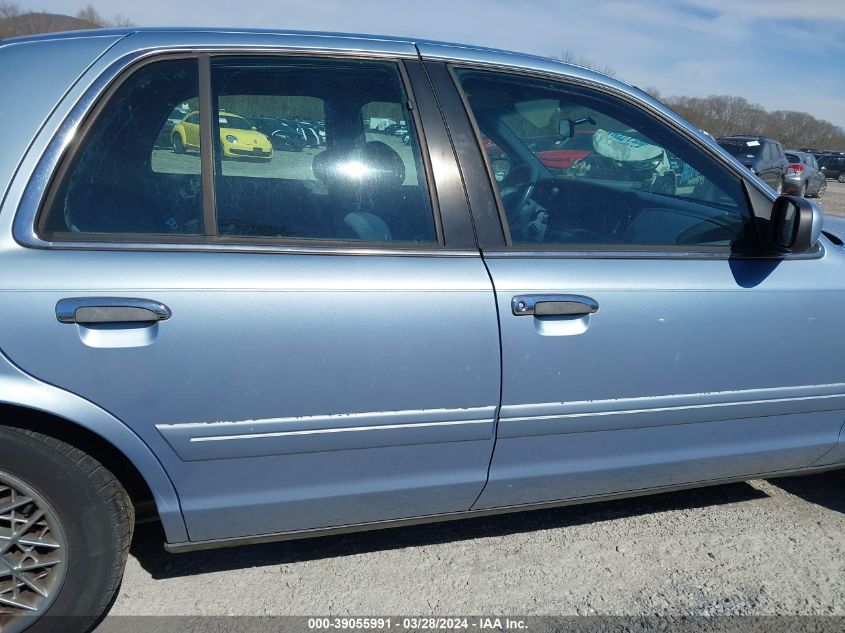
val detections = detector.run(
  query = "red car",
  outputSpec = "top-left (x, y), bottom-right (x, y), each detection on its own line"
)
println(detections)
top-left (536, 130), bottom-right (595, 169)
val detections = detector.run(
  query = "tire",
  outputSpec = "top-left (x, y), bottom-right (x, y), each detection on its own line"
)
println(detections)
top-left (172, 134), bottom-right (185, 154)
top-left (838, 173), bottom-right (845, 184)
top-left (0, 427), bottom-right (133, 633)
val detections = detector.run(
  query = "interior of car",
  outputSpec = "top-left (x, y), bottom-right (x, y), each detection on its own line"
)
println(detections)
top-left (44, 57), bottom-right (436, 244)
top-left (457, 69), bottom-right (754, 250)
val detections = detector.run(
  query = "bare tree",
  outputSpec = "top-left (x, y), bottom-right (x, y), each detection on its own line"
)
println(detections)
top-left (0, 1), bottom-right (21, 20)
top-left (552, 50), bottom-right (618, 79)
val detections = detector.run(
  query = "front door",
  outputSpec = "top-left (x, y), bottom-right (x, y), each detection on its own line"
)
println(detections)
top-left (445, 66), bottom-right (845, 509)
top-left (1, 53), bottom-right (500, 542)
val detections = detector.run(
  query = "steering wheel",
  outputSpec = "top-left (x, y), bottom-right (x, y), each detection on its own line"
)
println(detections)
top-left (498, 160), bottom-right (540, 236)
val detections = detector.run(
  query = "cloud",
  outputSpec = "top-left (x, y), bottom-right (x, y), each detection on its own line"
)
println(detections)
top-left (20, 0), bottom-right (845, 129)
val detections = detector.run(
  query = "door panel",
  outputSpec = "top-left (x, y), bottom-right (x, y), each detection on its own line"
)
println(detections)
top-left (440, 63), bottom-right (845, 511)
top-left (473, 256), bottom-right (845, 509)
top-left (0, 251), bottom-right (500, 540)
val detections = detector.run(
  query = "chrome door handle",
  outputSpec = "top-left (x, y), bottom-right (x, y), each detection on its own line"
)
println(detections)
top-left (512, 294), bottom-right (599, 317)
top-left (56, 298), bottom-right (171, 324)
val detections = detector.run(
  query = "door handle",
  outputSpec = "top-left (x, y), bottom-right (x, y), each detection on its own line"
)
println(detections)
top-left (512, 294), bottom-right (599, 317)
top-left (56, 298), bottom-right (171, 324)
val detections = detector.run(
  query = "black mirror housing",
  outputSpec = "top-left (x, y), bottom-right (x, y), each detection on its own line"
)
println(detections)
top-left (769, 195), bottom-right (823, 254)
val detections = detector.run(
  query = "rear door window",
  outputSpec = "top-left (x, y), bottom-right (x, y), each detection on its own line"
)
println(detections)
top-left (39, 56), bottom-right (438, 245)
top-left (210, 57), bottom-right (436, 242)
top-left (42, 58), bottom-right (204, 237)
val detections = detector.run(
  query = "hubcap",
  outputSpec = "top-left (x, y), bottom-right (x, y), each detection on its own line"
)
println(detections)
top-left (0, 471), bottom-right (66, 631)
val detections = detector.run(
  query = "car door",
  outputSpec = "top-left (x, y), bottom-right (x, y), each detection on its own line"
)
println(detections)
top-left (807, 156), bottom-right (822, 193)
top-left (181, 112), bottom-right (201, 149)
top-left (0, 52), bottom-right (501, 543)
top-left (759, 142), bottom-right (776, 187)
top-left (434, 61), bottom-right (845, 509)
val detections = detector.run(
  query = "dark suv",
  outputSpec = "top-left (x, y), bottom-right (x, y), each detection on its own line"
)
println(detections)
top-left (819, 155), bottom-right (845, 183)
top-left (717, 136), bottom-right (789, 192)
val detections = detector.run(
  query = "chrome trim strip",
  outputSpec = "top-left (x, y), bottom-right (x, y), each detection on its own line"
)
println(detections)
top-left (164, 462), bottom-right (844, 552)
top-left (498, 384), bottom-right (845, 438)
top-left (157, 406), bottom-right (496, 461)
top-left (192, 418), bottom-right (492, 443)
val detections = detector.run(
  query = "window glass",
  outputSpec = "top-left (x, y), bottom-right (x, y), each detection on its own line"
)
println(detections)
top-left (211, 57), bottom-right (436, 242)
top-left (456, 68), bottom-right (753, 249)
top-left (719, 139), bottom-right (761, 160)
top-left (43, 59), bottom-right (203, 237)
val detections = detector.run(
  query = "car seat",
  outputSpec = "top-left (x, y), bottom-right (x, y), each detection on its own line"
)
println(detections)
top-left (312, 140), bottom-right (403, 241)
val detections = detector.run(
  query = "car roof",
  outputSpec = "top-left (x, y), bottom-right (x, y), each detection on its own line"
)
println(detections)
top-left (1, 26), bottom-right (629, 89)
top-left (718, 135), bottom-right (772, 142)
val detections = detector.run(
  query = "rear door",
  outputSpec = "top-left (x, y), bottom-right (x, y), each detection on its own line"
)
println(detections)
top-left (434, 62), bottom-right (845, 509)
top-left (0, 52), bottom-right (500, 543)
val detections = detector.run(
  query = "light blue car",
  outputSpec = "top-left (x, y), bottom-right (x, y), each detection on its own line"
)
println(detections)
top-left (1, 27), bottom-right (843, 633)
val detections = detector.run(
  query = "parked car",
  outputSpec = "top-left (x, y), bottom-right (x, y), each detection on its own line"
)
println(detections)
top-left (1, 28), bottom-right (843, 633)
top-left (783, 150), bottom-right (826, 198)
top-left (291, 118), bottom-right (324, 147)
top-left (716, 135), bottom-right (788, 192)
top-left (535, 130), bottom-right (595, 169)
top-left (247, 116), bottom-right (307, 152)
top-left (172, 110), bottom-right (273, 160)
top-left (819, 154), bottom-right (845, 183)
top-left (154, 106), bottom-right (190, 148)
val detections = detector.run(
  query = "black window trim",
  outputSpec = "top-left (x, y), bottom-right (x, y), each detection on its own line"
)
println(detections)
top-left (23, 48), bottom-right (467, 254)
top-left (443, 61), bottom-right (821, 261)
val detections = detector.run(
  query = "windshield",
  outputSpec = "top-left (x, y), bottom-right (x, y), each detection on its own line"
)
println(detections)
top-left (718, 139), bottom-right (761, 159)
top-left (219, 114), bottom-right (253, 130)
top-left (785, 153), bottom-right (801, 164)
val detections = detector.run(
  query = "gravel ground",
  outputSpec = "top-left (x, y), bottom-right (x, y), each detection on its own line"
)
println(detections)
top-left (97, 469), bottom-right (844, 624)
top-left (819, 180), bottom-right (845, 217)
top-left (94, 179), bottom-right (845, 630)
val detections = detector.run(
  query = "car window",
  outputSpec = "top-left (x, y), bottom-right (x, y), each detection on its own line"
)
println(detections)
top-left (40, 57), bottom-right (437, 245)
top-left (42, 59), bottom-right (204, 237)
top-left (786, 153), bottom-right (800, 164)
top-left (211, 56), bottom-right (436, 242)
top-left (455, 68), bottom-right (754, 250)
top-left (718, 139), bottom-right (761, 160)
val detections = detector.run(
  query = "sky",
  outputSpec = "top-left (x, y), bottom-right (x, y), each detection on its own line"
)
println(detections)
top-left (20, 0), bottom-right (845, 130)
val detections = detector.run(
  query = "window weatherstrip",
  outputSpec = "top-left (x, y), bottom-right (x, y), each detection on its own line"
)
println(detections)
top-left (198, 54), bottom-right (218, 237)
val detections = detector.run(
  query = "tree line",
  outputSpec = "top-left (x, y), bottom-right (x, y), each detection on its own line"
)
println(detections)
top-left (556, 52), bottom-right (845, 151)
top-left (649, 91), bottom-right (845, 151)
top-left (0, 2), bottom-right (134, 38)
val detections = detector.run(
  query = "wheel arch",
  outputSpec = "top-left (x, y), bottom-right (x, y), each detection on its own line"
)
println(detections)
top-left (0, 359), bottom-right (188, 543)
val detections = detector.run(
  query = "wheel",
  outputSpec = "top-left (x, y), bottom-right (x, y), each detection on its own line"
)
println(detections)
top-left (0, 427), bottom-right (133, 633)
top-left (838, 173), bottom-right (845, 184)
top-left (171, 134), bottom-right (185, 154)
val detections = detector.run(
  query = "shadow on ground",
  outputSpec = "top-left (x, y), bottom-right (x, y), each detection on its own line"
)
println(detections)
top-left (130, 481), bottom-right (770, 580)
top-left (767, 468), bottom-right (845, 514)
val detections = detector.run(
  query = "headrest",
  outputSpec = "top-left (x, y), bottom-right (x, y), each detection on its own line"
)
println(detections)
top-left (311, 141), bottom-right (406, 191)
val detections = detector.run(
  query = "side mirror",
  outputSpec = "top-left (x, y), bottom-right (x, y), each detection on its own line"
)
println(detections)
top-left (770, 195), bottom-right (823, 253)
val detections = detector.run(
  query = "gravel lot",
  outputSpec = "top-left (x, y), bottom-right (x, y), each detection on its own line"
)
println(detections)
top-left (95, 181), bottom-right (845, 629)
top-left (819, 180), bottom-right (845, 217)
top-left (98, 469), bottom-right (844, 624)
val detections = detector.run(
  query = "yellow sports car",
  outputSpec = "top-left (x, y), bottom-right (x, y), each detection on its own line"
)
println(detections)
top-left (171, 111), bottom-right (273, 160)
